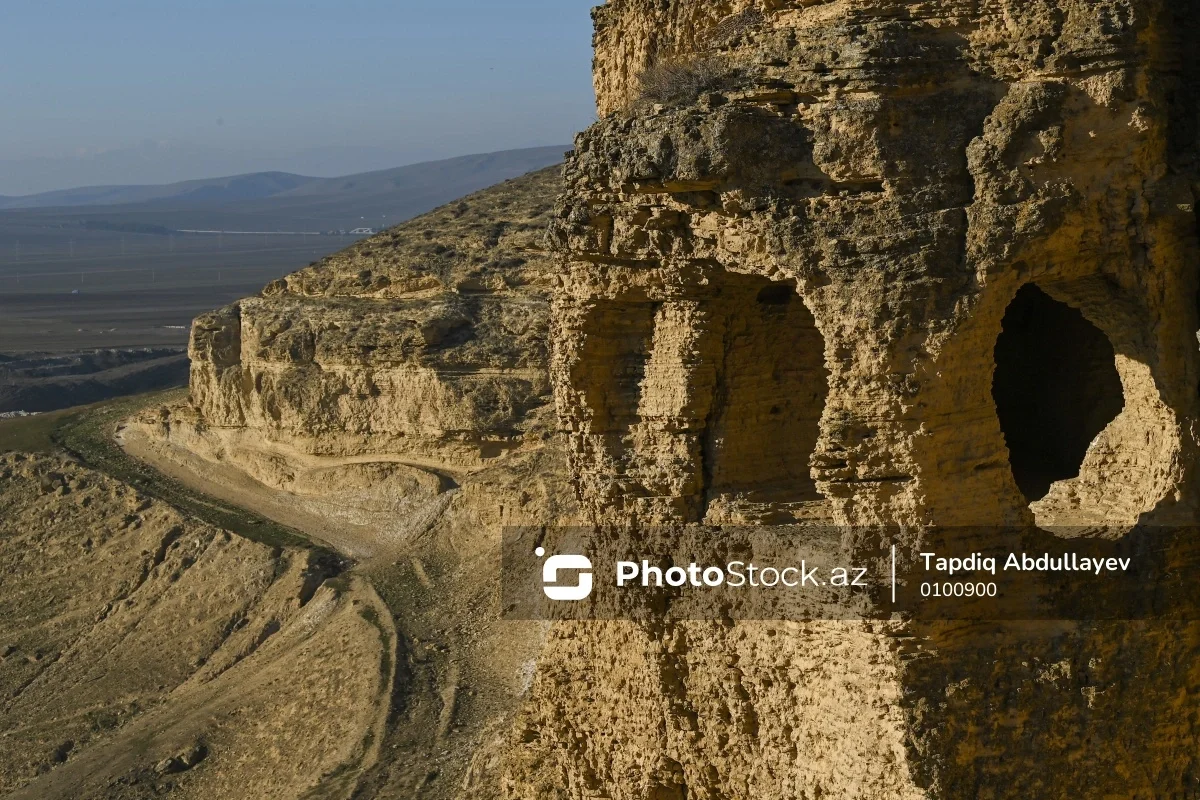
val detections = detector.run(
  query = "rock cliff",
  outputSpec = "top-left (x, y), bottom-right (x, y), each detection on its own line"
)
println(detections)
top-left (562, 0), bottom-right (1200, 531)
top-left (137, 166), bottom-right (574, 556)
top-left (186, 166), bottom-right (559, 474)
top-left (504, 0), bottom-right (1200, 797)
top-left (120, 1), bottom-right (1200, 797)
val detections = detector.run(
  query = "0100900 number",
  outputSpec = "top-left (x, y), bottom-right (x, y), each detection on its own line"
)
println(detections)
top-left (920, 582), bottom-right (997, 598)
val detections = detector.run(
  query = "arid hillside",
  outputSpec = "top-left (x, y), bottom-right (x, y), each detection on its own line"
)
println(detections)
top-left (5, 0), bottom-right (1200, 798)
top-left (1, 164), bottom-right (578, 799)
top-left (116, 165), bottom-right (581, 798)
top-left (0, 451), bottom-right (392, 799)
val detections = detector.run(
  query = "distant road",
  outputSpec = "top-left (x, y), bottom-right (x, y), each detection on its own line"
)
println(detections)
top-left (176, 229), bottom-right (327, 235)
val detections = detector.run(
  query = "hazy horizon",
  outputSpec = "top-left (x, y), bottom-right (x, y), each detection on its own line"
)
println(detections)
top-left (1, 0), bottom-right (599, 195)
top-left (0, 143), bottom-right (571, 200)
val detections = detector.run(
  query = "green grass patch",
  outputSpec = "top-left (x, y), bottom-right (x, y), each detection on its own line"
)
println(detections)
top-left (0, 407), bottom-right (90, 453)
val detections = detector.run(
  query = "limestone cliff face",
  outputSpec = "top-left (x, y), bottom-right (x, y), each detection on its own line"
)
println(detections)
top-left (136, 2), bottom-right (1200, 797)
top-left (500, 1), bottom-right (1200, 798)
top-left (145, 167), bottom-right (575, 559)
top-left (561, 0), bottom-right (1200, 531)
top-left (591, 0), bottom-right (760, 116)
top-left (187, 167), bottom-right (558, 473)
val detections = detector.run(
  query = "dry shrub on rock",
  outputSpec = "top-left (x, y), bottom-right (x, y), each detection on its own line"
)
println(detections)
top-left (635, 56), bottom-right (747, 106)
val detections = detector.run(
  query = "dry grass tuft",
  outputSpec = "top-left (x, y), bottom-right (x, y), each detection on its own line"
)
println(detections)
top-left (705, 8), bottom-right (766, 49)
top-left (635, 57), bottom-right (747, 106)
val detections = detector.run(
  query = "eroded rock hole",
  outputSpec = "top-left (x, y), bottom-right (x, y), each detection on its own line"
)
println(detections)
top-left (756, 283), bottom-right (794, 306)
top-left (705, 276), bottom-right (830, 519)
top-left (992, 284), bottom-right (1125, 502)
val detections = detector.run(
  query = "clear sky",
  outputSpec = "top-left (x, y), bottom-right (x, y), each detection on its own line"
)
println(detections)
top-left (0, 0), bottom-right (600, 194)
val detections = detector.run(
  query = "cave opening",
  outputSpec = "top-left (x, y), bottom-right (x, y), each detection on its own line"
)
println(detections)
top-left (992, 283), bottom-right (1125, 502)
top-left (704, 275), bottom-right (830, 520)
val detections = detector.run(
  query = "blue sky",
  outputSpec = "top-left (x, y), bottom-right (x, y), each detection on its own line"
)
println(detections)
top-left (0, 0), bottom-right (600, 193)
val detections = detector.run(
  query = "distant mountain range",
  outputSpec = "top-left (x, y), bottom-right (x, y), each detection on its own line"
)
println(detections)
top-left (0, 146), bottom-right (568, 233)
top-left (0, 172), bottom-right (317, 210)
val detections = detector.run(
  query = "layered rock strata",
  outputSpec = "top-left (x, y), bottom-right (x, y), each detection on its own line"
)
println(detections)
top-left (129, 1), bottom-right (1200, 796)
top-left (503, 1), bottom-right (1200, 797)
top-left (139, 167), bottom-right (573, 550)
top-left (561, 0), bottom-right (1200, 530)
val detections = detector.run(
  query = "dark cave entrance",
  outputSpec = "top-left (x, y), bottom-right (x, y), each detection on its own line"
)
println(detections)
top-left (992, 283), bottom-right (1125, 502)
top-left (704, 276), bottom-right (830, 517)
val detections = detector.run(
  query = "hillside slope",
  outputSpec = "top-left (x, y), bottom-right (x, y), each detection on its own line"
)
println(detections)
top-left (0, 452), bottom-right (393, 799)
top-left (0, 172), bottom-right (316, 210)
top-left (120, 164), bottom-right (579, 798)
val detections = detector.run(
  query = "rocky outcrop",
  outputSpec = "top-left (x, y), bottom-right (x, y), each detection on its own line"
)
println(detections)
top-left (501, 1), bottom-right (1200, 798)
top-left (562, 0), bottom-right (1200, 530)
top-left (118, 1), bottom-right (1200, 797)
top-left (185, 167), bottom-right (560, 471)
top-left (135, 167), bottom-right (574, 553)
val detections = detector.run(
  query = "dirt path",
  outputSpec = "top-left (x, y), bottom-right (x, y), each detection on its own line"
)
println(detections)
top-left (118, 424), bottom-right (384, 560)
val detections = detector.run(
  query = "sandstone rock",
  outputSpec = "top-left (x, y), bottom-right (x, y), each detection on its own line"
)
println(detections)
top-left (502, 1), bottom-right (1200, 798)
top-left (561, 0), bottom-right (1200, 530)
top-left (124, 1), bottom-right (1200, 797)
top-left (143, 166), bottom-right (566, 538)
